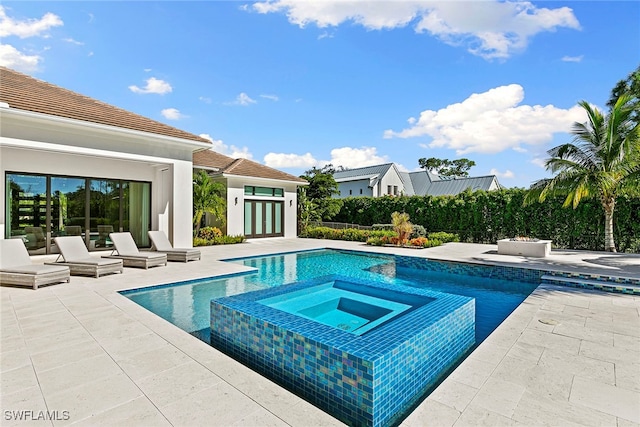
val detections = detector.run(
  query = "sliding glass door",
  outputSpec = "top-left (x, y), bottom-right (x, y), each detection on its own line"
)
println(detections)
top-left (6, 174), bottom-right (47, 255)
top-left (5, 173), bottom-right (151, 253)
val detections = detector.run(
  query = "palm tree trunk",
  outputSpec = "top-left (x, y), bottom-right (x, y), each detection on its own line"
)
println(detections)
top-left (602, 197), bottom-right (616, 252)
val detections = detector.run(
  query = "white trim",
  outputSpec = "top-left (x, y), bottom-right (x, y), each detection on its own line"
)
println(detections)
top-left (221, 173), bottom-right (308, 186)
top-left (0, 107), bottom-right (212, 151)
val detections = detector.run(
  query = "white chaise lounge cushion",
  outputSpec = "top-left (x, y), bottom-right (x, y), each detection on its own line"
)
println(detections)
top-left (109, 232), bottom-right (166, 260)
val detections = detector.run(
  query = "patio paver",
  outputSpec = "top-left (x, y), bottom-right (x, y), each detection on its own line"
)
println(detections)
top-left (1, 239), bottom-right (638, 426)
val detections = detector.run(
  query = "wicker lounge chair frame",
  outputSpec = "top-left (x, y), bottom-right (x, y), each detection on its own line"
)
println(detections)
top-left (1, 239), bottom-right (70, 290)
top-left (104, 232), bottom-right (167, 269)
top-left (148, 231), bottom-right (201, 262)
top-left (46, 236), bottom-right (123, 278)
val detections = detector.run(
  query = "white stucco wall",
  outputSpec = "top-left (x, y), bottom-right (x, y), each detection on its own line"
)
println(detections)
top-left (224, 176), bottom-right (300, 238)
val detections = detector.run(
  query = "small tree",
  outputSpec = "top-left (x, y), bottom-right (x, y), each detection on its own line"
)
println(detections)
top-left (297, 187), bottom-right (320, 233)
top-left (193, 170), bottom-right (226, 236)
top-left (300, 164), bottom-right (342, 220)
top-left (391, 211), bottom-right (413, 246)
top-left (418, 157), bottom-right (476, 177)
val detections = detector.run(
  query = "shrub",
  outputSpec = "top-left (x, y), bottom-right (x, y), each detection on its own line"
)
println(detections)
top-left (193, 234), bottom-right (245, 246)
top-left (410, 224), bottom-right (426, 239)
top-left (197, 226), bottom-right (222, 239)
top-left (301, 226), bottom-right (394, 242)
top-left (427, 232), bottom-right (459, 243)
top-left (408, 237), bottom-right (429, 247)
top-left (365, 236), bottom-right (386, 246)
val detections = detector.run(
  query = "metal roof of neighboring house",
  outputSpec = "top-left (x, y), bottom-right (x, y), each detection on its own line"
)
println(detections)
top-left (333, 163), bottom-right (396, 188)
top-left (427, 175), bottom-right (499, 196)
top-left (0, 66), bottom-right (211, 144)
top-left (193, 150), bottom-right (307, 183)
top-left (336, 162), bottom-right (500, 196)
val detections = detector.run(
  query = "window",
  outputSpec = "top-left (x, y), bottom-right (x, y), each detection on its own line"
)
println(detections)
top-left (244, 186), bottom-right (284, 197)
top-left (349, 189), bottom-right (352, 195)
top-left (6, 173), bottom-right (151, 253)
top-left (359, 189), bottom-right (363, 195)
top-left (393, 186), bottom-right (398, 196)
top-left (387, 185), bottom-right (392, 195)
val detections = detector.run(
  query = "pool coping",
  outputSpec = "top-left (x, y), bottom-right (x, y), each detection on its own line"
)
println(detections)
top-left (1, 239), bottom-right (638, 426)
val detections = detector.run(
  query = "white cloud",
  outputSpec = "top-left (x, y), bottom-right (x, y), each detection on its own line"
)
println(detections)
top-left (490, 168), bottom-right (514, 179)
top-left (264, 152), bottom-right (317, 168)
top-left (264, 146), bottom-right (389, 170)
top-left (129, 77), bottom-right (172, 95)
top-left (250, 1), bottom-right (580, 59)
top-left (0, 6), bottom-right (63, 38)
top-left (327, 146), bottom-right (389, 169)
top-left (199, 96), bottom-right (212, 104)
top-left (63, 38), bottom-right (84, 45)
top-left (0, 43), bottom-right (40, 72)
top-left (199, 134), bottom-right (253, 159)
top-left (561, 55), bottom-right (583, 62)
top-left (384, 84), bottom-right (586, 155)
top-left (530, 157), bottom-right (547, 168)
top-left (226, 92), bottom-right (257, 106)
top-left (260, 94), bottom-right (279, 101)
top-left (161, 108), bottom-right (185, 120)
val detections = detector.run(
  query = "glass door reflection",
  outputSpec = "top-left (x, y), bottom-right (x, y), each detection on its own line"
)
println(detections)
top-left (51, 177), bottom-right (86, 250)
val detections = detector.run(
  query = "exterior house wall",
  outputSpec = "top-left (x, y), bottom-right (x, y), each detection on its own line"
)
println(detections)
top-left (1, 109), bottom-right (203, 248)
top-left (224, 176), bottom-right (299, 238)
top-left (379, 169), bottom-right (405, 196)
top-left (336, 179), bottom-right (372, 198)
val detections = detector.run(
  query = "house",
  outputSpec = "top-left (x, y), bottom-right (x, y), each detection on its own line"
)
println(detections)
top-left (0, 67), bottom-right (303, 256)
top-left (193, 150), bottom-right (307, 238)
top-left (333, 163), bottom-right (501, 198)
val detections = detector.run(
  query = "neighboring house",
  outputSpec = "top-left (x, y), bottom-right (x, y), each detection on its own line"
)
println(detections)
top-left (193, 150), bottom-right (307, 238)
top-left (333, 163), bottom-right (501, 198)
top-left (0, 67), bottom-right (212, 254)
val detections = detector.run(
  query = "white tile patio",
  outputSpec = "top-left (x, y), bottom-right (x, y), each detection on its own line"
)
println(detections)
top-left (1, 239), bottom-right (639, 426)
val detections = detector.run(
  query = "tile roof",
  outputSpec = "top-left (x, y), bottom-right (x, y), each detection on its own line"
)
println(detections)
top-left (0, 66), bottom-right (210, 144)
top-left (193, 150), bottom-right (307, 184)
top-left (192, 149), bottom-right (236, 170)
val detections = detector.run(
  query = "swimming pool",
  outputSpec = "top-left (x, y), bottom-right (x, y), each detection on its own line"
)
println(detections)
top-left (122, 248), bottom-right (537, 344)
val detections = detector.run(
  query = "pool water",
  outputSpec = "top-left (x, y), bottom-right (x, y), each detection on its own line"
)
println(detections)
top-left (123, 249), bottom-right (537, 345)
top-left (258, 280), bottom-right (430, 335)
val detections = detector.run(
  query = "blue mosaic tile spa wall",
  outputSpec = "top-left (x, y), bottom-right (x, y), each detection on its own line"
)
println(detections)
top-left (210, 275), bottom-right (475, 427)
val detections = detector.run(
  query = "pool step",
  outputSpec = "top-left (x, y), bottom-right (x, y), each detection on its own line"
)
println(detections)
top-left (540, 274), bottom-right (640, 295)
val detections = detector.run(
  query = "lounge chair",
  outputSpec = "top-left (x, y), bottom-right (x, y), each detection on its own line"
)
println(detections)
top-left (46, 236), bottom-right (123, 278)
top-left (148, 231), bottom-right (201, 262)
top-left (105, 232), bottom-right (167, 269)
top-left (1, 239), bottom-right (70, 290)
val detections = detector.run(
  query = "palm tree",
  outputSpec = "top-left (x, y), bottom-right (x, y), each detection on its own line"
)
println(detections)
top-left (525, 94), bottom-right (640, 252)
top-left (391, 211), bottom-right (413, 246)
top-left (193, 170), bottom-right (226, 236)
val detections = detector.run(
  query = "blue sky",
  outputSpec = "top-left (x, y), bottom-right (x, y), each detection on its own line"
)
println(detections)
top-left (1, 1), bottom-right (638, 188)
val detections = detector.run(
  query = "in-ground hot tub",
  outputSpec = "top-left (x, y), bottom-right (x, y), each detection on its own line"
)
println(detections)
top-left (211, 275), bottom-right (475, 427)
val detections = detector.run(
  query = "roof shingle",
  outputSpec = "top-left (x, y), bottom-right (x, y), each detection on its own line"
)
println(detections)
top-left (0, 67), bottom-right (210, 144)
top-left (193, 150), bottom-right (307, 183)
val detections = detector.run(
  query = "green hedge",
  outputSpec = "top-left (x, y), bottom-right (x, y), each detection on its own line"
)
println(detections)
top-left (332, 189), bottom-right (640, 252)
top-left (300, 226), bottom-right (395, 242)
top-left (193, 235), bottom-right (245, 246)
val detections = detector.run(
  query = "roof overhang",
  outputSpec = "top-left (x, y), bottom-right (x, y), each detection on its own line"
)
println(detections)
top-left (0, 105), bottom-right (212, 152)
